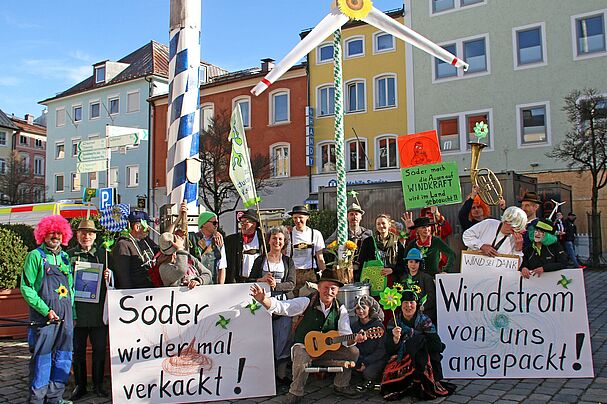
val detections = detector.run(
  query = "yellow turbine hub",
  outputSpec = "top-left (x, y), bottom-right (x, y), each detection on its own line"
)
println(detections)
top-left (337, 0), bottom-right (373, 20)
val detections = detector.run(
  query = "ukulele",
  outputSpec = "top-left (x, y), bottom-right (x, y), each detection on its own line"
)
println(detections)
top-left (304, 327), bottom-right (384, 358)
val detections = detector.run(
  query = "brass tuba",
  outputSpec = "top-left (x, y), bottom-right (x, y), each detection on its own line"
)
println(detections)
top-left (469, 142), bottom-right (503, 205)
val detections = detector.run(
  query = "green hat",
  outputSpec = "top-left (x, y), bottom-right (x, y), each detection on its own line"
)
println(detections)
top-left (198, 211), bottom-right (217, 227)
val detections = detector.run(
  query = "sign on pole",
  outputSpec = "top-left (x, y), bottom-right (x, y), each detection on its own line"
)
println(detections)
top-left (77, 159), bottom-right (108, 174)
top-left (436, 269), bottom-right (594, 379)
top-left (99, 187), bottom-right (115, 210)
top-left (107, 283), bottom-right (275, 403)
top-left (78, 138), bottom-right (107, 152)
top-left (400, 161), bottom-right (462, 209)
top-left (108, 133), bottom-right (141, 148)
top-left (77, 149), bottom-right (108, 162)
top-left (106, 125), bottom-right (148, 147)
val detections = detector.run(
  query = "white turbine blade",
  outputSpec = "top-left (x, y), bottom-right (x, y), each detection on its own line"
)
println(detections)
top-left (363, 7), bottom-right (469, 71)
top-left (251, 8), bottom-right (349, 96)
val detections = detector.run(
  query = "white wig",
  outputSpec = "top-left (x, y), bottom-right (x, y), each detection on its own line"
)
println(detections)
top-left (501, 206), bottom-right (528, 232)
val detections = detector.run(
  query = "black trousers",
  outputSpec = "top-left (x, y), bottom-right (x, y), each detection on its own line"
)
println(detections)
top-left (73, 325), bottom-right (108, 389)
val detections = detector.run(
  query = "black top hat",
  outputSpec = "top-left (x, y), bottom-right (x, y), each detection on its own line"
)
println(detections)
top-left (239, 208), bottom-right (259, 224)
top-left (317, 269), bottom-right (344, 287)
top-left (521, 191), bottom-right (541, 204)
top-left (288, 205), bottom-right (310, 216)
top-left (408, 216), bottom-right (435, 230)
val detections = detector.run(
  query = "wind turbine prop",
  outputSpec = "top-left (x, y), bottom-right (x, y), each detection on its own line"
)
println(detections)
top-left (251, 0), bottom-right (468, 96)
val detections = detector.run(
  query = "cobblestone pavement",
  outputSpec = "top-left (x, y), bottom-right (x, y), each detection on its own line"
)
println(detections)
top-left (1, 269), bottom-right (605, 403)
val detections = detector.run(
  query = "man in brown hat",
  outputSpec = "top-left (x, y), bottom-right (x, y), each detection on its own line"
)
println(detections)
top-left (250, 270), bottom-right (365, 403)
top-left (288, 205), bottom-right (326, 294)
top-left (67, 220), bottom-right (110, 399)
top-left (521, 191), bottom-right (541, 249)
top-left (225, 209), bottom-right (266, 283)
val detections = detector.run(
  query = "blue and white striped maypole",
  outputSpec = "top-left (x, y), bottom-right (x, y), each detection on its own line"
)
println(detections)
top-left (166, 0), bottom-right (201, 211)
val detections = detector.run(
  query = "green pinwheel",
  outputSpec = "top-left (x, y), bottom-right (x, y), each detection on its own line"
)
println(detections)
top-left (101, 234), bottom-right (115, 251)
top-left (379, 287), bottom-right (402, 319)
top-left (246, 300), bottom-right (261, 315)
top-left (473, 121), bottom-right (488, 141)
top-left (557, 275), bottom-right (572, 289)
top-left (215, 315), bottom-right (231, 329)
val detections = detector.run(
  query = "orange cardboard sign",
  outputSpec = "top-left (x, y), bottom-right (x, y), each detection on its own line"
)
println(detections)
top-left (398, 130), bottom-right (442, 168)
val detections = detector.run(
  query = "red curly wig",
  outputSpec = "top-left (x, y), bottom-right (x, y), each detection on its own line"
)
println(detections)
top-left (34, 215), bottom-right (73, 246)
top-left (469, 196), bottom-right (490, 220)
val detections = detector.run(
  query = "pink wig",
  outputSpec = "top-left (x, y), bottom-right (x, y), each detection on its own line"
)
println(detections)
top-left (34, 215), bottom-right (73, 246)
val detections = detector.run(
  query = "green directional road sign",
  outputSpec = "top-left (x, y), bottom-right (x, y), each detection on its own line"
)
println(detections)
top-left (108, 132), bottom-right (140, 148)
top-left (77, 149), bottom-right (108, 162)
top-left (78, 138), bottom-right (107, 152)
top-left (77, 159), bottom-right (108, 174)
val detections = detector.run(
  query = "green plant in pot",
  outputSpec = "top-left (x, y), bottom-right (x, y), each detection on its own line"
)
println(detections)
top-left (0, 227), bottom-right (28, 290)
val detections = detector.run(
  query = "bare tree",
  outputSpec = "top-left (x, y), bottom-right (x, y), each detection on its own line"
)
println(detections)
top-left (0, 150), bottom-right (47, 205)
top-left (548, 88), bottom-right (607, 266)
top-left (198, 110), bottom-right (276, 219)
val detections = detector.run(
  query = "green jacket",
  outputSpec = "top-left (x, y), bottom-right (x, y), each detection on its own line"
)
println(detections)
top-left (67, 245), bottom-right (108, 327)
top-left (20, 244), bottom-right (74, 318)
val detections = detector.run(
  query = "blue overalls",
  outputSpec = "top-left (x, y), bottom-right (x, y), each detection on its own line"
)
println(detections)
top-left (28, 248), bottom-right (74, 404)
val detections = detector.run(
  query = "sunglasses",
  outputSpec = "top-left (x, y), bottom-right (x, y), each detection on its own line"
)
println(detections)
top-left (209, 221), bottom-right (219, 226)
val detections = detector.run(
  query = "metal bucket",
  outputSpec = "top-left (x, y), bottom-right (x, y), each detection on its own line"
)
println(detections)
top-left (337, 283), bottom-right (370, 316)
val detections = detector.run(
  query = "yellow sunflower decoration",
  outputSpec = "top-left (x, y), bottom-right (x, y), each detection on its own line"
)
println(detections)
top-left (55, 284), bottom-right (69, 299)
top-left (337, 0), bottom-right (373, 20)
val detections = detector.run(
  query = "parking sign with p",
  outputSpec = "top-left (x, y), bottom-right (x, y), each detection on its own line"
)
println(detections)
top-left (99, 187), bottom-right (115, 210)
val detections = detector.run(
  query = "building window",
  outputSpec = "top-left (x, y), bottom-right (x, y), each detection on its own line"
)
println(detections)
top-left (200, 103), bottom-right (214, 133)
top-left (319, 142), bottom-right (336, 173)
top-left (34, 157), bottom-right (44, 176)
top-left (0, 131), bottom-right (6, 146)
top-left (271, 143), bottom-right (290, 178)
top-left (347, 140), bottom-right (367, 171)
top-left (377, 136), bottom-right (398, 169)
top-left (95, 66), bottom-right (105, 83)
top-left (317, 43), bottom-right (334, 64)
top-left (233, 97), bottom-right (251, 128)
top-left (317, 85), bottom-right (335, 117)
top-left (345, 36), bottom-right (364, 58)
top-left (435, 43), bottom-right (458, 79)
top-left (434, 109), bottom-right (493, 153)
top-left (19, 135), bottom-right (28, 146)
top-left (437, 117), bottom-right (460, 152)
top-left (35, 138), bottom-right (43, 148)
top-left (127, 91), bottom-right (140, 113)
top-left (71, 173), bottom-right (81, 192)
top-left (374, 32), bottom-right (395, 53)
top-left (109, 167), bottom-right (118, 188)
top-left (90, 101), bottom-right (100, 119)
top-left (346, 80), bottom-right (366, 113)
top-left (514, 24), bottom-right (546, 67)
top-left (55, 174), bottom-right (65, 193)
top-left (270, 90), bottom-right (289, 124)
top-left (518, 103), bottom-right (550, 146)
top-left (89, 172), bottom-right (98, 188)
top-left (56, 108), bottom-right (65, 127)
top-left (72, 139), bottom-right (80, 157)
top-left (73, 105), bottom-right (82, 122)
top-left (126, 165), bottom-right (139, 187)
top-left (20, 154), bottom-right (29, 173)
top-left (463, 38), bottom-right (487, 74)
top-left (573, 11), bottom-right (606, 57)
top-left (374, 75), bottom-right (396, 109)
top-left (0, 159), bottom-right (5, 174)
top-left (109, 97), bottom-right (119, 115)
top-left (432, 0), bottom-right (485, 14)
top-left (433, 34), bottom-right (489, 81)
top-left (55, 142), bottom-right (65, 160)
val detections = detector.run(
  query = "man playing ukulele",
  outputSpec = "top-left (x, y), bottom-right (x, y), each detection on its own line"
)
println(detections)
top-left (250, 270), bottom-right (366, 403)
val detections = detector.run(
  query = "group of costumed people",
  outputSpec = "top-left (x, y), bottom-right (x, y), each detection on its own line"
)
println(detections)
top-left (20, 185), bottom-right (577, 403)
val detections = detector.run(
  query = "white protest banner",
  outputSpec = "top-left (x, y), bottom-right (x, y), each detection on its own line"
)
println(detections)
top-left (107, 283), bottom-right (275, 403)
top-left (460, 250), bottom-right (520, 273)
top-left (436, 269), bottom-right (593, 379)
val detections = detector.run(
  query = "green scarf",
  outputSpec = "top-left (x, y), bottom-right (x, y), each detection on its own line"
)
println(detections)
top-left (375, 232), bottom-right (398, 266)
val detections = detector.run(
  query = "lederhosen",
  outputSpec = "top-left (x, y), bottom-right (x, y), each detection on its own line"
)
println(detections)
top-left (27, 248), bottom-right (73, 404)
top-left (290, 228), bottom-right (318, 296)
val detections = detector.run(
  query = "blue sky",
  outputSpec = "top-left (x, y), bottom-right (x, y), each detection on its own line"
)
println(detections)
top-left (0, 0), bottom-right (405, 119)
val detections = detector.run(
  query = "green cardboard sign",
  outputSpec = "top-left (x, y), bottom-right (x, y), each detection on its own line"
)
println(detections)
top-left (401, 161), bottom-right (462, 209)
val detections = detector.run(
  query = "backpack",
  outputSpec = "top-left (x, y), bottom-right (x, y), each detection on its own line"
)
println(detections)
top-left (147, 252), bottom-right (163, 287)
